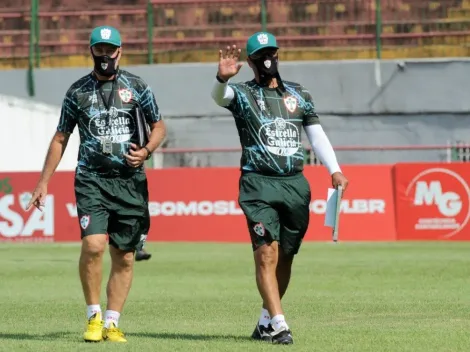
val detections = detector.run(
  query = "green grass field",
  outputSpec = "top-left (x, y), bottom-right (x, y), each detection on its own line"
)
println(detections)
top-left (0, 242), bottom-right (469, 352)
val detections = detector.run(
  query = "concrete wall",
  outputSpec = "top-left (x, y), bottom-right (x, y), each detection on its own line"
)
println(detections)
top-left (1, 58), bottom-right (469, 115)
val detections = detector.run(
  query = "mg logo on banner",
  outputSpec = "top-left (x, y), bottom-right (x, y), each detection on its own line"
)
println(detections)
top-left (395, 164), bottom-right (470, 240)
top-left (414, 180), bottom-right (463, 217)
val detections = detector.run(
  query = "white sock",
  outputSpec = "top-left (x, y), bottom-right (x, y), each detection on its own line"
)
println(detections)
top-left (104, 310), bottom-right (121, 328)
top-left (258, 308), bottom-right (271, 327)
top-left (87, 305), bottom-right (101, 319)
top-left (271, 314), bottom-right (289, 331)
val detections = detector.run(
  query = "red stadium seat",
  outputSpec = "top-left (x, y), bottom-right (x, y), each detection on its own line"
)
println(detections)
top-left (0, 0), bottom-right (469, 65)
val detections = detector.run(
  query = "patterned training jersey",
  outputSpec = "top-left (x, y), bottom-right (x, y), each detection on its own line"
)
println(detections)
top-left (225, 80), bottom-right (320, 175)
top-left (57, 69), bottom-right (161, 176)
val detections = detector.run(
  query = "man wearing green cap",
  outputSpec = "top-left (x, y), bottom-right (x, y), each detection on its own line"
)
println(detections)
top-left (211, 32), bottom-right (349, 344)
top-left (27, 25), bottom-right (166, 343)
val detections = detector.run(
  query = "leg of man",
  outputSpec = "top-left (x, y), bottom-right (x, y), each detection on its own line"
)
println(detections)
top-left (252, 173), bottom-right (310, 345)
top-left (268, 173), bottom-right (311, 343)
top-left (79, 235), bottom-right (108, 307)
top-left (276, 248), bottom-right (294, 300)
top-left (254, 242), bottom-right (294, 339)
top-left (107, 247), bottom-right (134, 310)
top-left (79, 235), bottom-right (108, 343)
top-left (254, 249), bottom-right (293, 336)
top-left (252, 247), bottom-right (294, 341)
top-left (239, 173), bottom-right (288, 343)
top-left (277, 173), bottom-right (311, 293)
top-left (254, 241), bottom-right (283, 319)
top-left (102, 172), bottom-right (150, 343)
top-left (102, 245), bottom-right (134, 342)
top-left (75, 173), bottom-right (111, 343)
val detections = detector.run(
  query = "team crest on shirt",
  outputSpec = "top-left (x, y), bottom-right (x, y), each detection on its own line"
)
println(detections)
top-left (283, 96), bottom-right (297, 113)
top-left (253, 222), bottom-right (265, 237)
top-left (118, 89), bottom-right (133, 103)
top-left (80, 215), bottom-right (90, 230)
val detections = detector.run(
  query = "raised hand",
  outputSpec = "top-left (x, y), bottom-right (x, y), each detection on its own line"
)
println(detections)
top-left (217, 45), bottom-right (243, 82)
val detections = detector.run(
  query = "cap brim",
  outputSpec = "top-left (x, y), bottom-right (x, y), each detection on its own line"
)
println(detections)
top-left (90, 40), bottom-right (121, 47)
top-left (248, 45), bottom-right (279, 56)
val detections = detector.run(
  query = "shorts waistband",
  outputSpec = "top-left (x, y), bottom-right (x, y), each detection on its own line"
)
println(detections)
top-left (241, 171), bottom-right (303, 180)
top-left (76, 166), bottom-right (143, 179)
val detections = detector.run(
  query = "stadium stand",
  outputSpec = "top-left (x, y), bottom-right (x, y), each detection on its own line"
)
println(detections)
top-left (0, 0), bottom-right (469, 68)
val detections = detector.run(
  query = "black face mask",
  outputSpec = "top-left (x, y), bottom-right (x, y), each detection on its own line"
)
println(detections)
top-left (251, 54), bottom-right (279, 85)
top-left (91, 51), bottom-right (118, 77)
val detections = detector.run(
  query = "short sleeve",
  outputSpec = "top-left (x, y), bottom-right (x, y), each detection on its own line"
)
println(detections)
top-left (139, 83), bottom-right (161, 124)
top-left (57, 88), bottom-right (78, 133)
top-left (302, 89), bottom-right (320, 127)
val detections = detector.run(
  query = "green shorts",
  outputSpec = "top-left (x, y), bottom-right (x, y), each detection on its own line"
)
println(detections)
top-left (74, 171), bottom-right (150, 252)
top-left (238, 172), bottom-right (311, 256)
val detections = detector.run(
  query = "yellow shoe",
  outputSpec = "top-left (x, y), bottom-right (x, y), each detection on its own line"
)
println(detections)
top-left (102, 322), bottom-right (127, 342)
top-left (83, 312), bottom-right (104, 342)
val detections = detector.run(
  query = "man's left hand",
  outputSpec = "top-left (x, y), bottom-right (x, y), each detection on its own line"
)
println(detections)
top-left (124, 143), bottom-right (149, 168)
top-left (331, 172), bottom-right (349, 195)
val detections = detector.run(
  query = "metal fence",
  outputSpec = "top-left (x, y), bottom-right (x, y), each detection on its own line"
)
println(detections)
top-left (149, 143), bottom-right (470, 168)
top-left (1, 0), bottom-right (470, 69)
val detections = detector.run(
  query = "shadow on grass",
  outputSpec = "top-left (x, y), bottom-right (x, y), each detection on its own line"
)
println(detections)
top-left (0, 331), bottom-right (252, 343)
top-left (0, 331), bottom-right (74, 341)
top-left (128, 332), bottom-right (251, 342)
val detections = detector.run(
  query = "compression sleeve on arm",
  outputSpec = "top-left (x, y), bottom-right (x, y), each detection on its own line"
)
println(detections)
top-left (211, 78), bottom-right (235, 107)
top-left (304, 124), bottom-right (341, 175)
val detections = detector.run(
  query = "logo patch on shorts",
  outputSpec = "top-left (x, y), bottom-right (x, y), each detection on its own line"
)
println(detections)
top-left (80, 215), bottom-right (90, 230)
top-left (253, 222), bottom-right (265, 237)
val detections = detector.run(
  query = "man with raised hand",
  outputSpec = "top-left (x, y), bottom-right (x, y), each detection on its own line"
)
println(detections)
top-left (210, 32), bottom-right (348, 344)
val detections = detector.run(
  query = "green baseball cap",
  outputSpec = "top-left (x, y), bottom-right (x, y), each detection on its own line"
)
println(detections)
top-left (90, 26), bottom-right (122, 47)
top-left (246, 31), bottom-right (278, 56)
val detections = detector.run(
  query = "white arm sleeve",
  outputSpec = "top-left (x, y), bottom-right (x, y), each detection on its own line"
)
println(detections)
top-left (211, 78), bottom-right (235, 107)
top-left (304, 124), bottom-right (342, 175)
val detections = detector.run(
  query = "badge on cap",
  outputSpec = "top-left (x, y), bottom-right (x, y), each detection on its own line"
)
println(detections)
top-left (257, 33), bottom-right (268, 45)
top-left (100, 28), bottom-right (111, 40)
